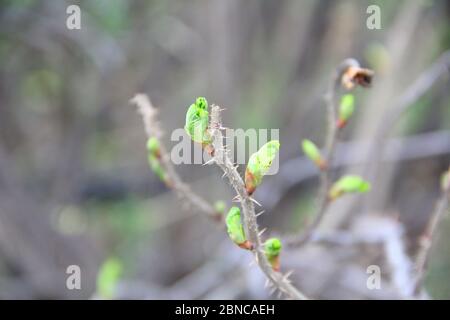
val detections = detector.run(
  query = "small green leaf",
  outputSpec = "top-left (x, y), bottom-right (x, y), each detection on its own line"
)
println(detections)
top-left (329, 175), bottom-right (371, 200)
top-left (184, 97), bottom-right (212, 145)
top-left (338, 94), bottom-right (355, 127)
top-left (96, 257), bottom-right (123, 299)
top-left (226, 207), bottom-right (252, 249)
top-left (301, 139), bottom-right (325, 169)
top-left (245, 140), bottom-right (280, 194)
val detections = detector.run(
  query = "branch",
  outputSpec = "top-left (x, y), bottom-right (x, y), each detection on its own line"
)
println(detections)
top-left (413, 177), bottom-right (450, 296)
top-left (130, 94), bottom-right (221, 221)
top-left (209, 105), bottom-right (308, 300)
top-left (288, 59), bottom-right (368, 247)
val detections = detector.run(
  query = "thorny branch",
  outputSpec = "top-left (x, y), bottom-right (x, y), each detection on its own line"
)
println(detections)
top-left (209, 105), bottom-right (308, 300)
top-left (130, 94), bottom-right (222, 222)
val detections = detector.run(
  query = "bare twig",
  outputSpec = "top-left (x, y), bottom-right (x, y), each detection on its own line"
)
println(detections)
top-left (413, 182), bottom-right (450, 296)
top-left (130, 94), bottom-right (221, 221)
top-left (209, 105), bottom-right (308, 300)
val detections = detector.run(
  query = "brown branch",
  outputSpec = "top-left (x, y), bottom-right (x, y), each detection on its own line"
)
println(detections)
top-left (130, 94), bottom-right (221, 221)
top-left (209, 105), bottom-right (308, 300)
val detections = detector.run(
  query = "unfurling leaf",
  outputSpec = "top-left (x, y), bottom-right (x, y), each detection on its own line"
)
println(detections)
top-left (302, 139), bottom-right (325, 170)
top-left (265, 238), bottom-right (282, 271)
top-left (329, 175), bottom-right (371, 200)
top-left (245, 140), bottom-right (280, 195)
top-left (184, 97), bottom-right (212, 145)
top-left (226, 207), bottom-right (252, 250)
top-left (337, 94), bottom-right (355, 129)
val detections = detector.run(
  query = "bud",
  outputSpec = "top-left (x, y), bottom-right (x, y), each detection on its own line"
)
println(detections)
top-left (184, 97), bottom-right (213, 147)
top-left (214, 200), bottom-right (226, 215)
top-left (329, 175), bottom-right (371, 200)
top-left (245, 140), bottom-right (280, 195)
top-left (302, 139), bottom-right (326, 170)
top-left (148, 154), bottom-right (170, 186)
top-left (96, 257), bottom-right (123, 299)
top-left (341, 66), bottom-right (374, 90)
top-left (264, 238), bottom-right (282, 272)
top-left (337, 94), bottom-right (355, 129)
top-left (225, 207), bottom-right (252, 250)
top-left (147, 137), bottom-right (161, 158)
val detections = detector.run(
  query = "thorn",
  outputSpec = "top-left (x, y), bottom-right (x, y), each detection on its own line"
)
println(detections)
top-left (256, 210), bottom-right (265, 217)
top-left (232, 194), bottom-right (241, 202)
top-left (264, 280), bottom-right (270, 288)
top-left (277, 291), bottom-right (283, 299)
top-left (250, 197), bottom-right (262, 207)
top-left (284, 270), bottom-right (294, 280)
top-left (203, 158), bottom-right (216, 166)
top-left (222, 171), bottom-right (228, 178)
top-left (259, 228), bottom-right (267, 237)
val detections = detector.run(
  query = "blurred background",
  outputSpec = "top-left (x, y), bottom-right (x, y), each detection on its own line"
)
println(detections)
top-left (0, 0), bottom-right (449, 299)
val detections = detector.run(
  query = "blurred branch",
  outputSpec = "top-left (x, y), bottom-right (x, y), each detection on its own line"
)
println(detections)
top-left (414, 172), bottom-right (450, 296)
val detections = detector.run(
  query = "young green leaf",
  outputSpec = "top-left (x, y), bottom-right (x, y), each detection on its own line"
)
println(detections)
top-left (337, 94), bottom-right (355, 129)
top-left (264, 238), bottom-right (282, 271)
top-left (184, 97), bottom-right (212, 145)
top-left (148, 154), bottom-right (170, 186)
top-left (301, 139), bottom-right (325, 170)
top-left (245, 140), bottom-right (280, 195)
top-left (329, 175), bottom-right (371, 200)
top-left (226, 207), bottom-right (252, 250)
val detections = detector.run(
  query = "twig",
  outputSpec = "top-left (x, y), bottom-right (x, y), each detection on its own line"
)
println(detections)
top-left (413, 187), bottom-right (450, 296)
top-left (130, 94), bottom-right (221, 221)
top-left (209, 105), bottom-right (308, 300)
top-left (287, 59), bottom-right (361, 247)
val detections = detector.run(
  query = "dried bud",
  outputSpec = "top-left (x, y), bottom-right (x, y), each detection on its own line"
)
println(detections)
top-left (245, 140), bottom-right (280, 195)
top-left (337, 94), bottom-right (355, 129)
top-left (264, 238), bottom-right (282, 272)
top-left (329, 175), bottom-right (371, 200)
top-left (226, 207), bottom-right (252, 250)
top-left (341, 66), bottom-right (374, 90)
top-left (302, 139), bottom-right (326, 170)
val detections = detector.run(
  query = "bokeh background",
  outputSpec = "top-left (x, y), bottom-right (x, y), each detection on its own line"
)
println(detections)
top-left (0, 0), bottom-right (449, 299)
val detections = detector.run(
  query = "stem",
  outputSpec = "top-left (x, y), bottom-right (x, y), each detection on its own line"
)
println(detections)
top-left (209, 105), bottom-right (308, 300)
top-left (413, 191), bottom-right (449, 295)
top-left (287, 59), bottom-right (357, 247)
top-left (131, 94), bottom-right (221, 221)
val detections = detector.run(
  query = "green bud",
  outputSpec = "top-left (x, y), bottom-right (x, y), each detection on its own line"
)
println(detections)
top-left (96, 257), bottom-right (123, 299)
top-left (147, 137), bottom-right (160, 157)
top-left (184, 97), bottom-right (212, 145)
top-left (329, 175), bottom-right (371, 200)
top-left (226, 207), bottom-right (252, 250)
top-left (302, 139), bottom-right (325, 170)
top-left (265, 238), bottom-right (282, 271)
top-left (245, 140), bottom-right (280, 195)
top-left (338, 94), bottom-right (355, 128)
top-left (214, 200), bottom-right (226, 215)
top-left (148, 154), bottom-right (168, 184)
